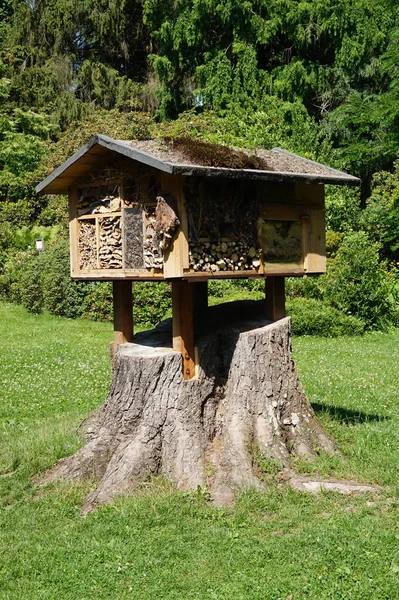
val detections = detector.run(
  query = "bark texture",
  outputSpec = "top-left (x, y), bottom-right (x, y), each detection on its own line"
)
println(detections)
top-left (45, 301), bottom-right (337, 509)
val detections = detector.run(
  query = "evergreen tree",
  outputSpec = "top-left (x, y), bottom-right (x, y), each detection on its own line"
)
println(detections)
top-left (143, 0), bottom-right (396, 121)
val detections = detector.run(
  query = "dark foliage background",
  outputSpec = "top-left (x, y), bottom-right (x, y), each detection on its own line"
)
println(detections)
top-left (1, 0), bottom-right (399, 334)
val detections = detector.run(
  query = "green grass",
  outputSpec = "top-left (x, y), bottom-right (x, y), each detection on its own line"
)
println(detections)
top-left (1, 302), bottom-right (399, 599)
top-left (292, 333), bottom-right (399, 492)
top-left (0, 304), bottom-right (113, 507)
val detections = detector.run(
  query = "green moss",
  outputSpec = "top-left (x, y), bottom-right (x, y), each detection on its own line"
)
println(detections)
top-left (162, 136), bottom-right (272, 170)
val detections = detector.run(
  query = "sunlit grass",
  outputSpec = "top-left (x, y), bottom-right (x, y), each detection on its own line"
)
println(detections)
top-left (1, 302), bottom-right (398, 599)
top-left (0, 303), bottom-right (112, 506)
top-left (292, 332), bottom-right (399, 492)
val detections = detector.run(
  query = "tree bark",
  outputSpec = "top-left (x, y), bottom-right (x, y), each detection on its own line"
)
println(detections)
top-left (44, 300), bottom-right (338, 510)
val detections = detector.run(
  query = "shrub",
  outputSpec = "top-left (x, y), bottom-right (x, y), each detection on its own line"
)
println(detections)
top-left (323, 231), bottom-right (397, 330)
top-left (83, 281), bottom-right (171, 328)
top-left (0, 237), bottom-right (87, 318)
top-left (325, 230), bottom-right (345, 259)
top-left (361, 163), bottom-right (399, 261)
top-left (82, 282), bottom-right (113, 322)
top-left (208, 279), bottom-right (264, 300)
top-left (325, 186), bottom-right (362, 233)
top-left (11, 225), bottom-right (61, 251)
top-left (0, 249), bottom-right (39, 305)
top-left (287, 298), bottom-right (365, 337)
top-left (41, 238), bottom-right (87, 318)
top-left (0, 223), bottom-right (13, 274)
top-left (285, 276), bottom-right (323, 301)
top-left (18, 252), bottom-right (45, 314)
top-left (132, 282), bottom-right (171, 326)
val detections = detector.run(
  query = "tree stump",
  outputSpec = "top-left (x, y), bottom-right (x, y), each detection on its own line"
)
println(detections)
top-left (45, 300), bottom-right (338, 509)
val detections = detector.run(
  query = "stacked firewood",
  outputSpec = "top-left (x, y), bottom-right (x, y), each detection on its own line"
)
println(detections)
top-left (189, 241), bottom-right (261, 272)
top-left (99, 217), bottom-right (122, 269)
top-left (79, 221), bottom-right (97, 270)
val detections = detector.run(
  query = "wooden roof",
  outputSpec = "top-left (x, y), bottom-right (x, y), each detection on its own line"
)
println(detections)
top-left (36, 134), bottom-right (360, 195)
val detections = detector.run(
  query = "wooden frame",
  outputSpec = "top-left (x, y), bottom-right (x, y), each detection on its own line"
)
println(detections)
top-left (69, 172), bottom-right (327, 281)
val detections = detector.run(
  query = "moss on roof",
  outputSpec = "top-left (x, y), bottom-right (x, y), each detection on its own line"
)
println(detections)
top-left (162, 137), bottom-right (273, 170)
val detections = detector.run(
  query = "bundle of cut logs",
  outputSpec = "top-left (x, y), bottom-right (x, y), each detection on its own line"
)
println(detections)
top-left (79, 221), bottom-right (97, 270)
top-left (189, 241), bottom-right (261, 272)
top-left (99, 217), bottom-right (122, 269)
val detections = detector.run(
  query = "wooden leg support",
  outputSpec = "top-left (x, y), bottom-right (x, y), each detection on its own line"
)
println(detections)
top-left (265, 276), bottom-right (286, 321)
top-left (172, 281), bottom-right (196, 380)
top-left (113, 280), bottom-right (134, 345)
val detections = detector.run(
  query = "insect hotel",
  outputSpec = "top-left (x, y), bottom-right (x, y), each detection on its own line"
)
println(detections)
top-left (36, 135), bottom-right (360, 379)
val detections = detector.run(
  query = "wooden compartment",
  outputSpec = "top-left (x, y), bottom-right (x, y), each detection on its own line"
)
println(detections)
top-left (70, 173), bottom-right (327, 280)
top-left (39, 135), bottom-right (359, 282)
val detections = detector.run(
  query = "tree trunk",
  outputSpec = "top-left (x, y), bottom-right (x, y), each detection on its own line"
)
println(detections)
top-left (45, 300), bottom-right (338, 510)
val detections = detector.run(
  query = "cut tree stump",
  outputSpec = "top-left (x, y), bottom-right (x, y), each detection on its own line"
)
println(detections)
top-left (44, 300), bottom-right (339, 510)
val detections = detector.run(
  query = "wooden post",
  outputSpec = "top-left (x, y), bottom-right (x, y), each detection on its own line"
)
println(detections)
top-left (113, 280), bottom-right (134, 345)
top-left (161, 174), bottom-right (189, 278)
top-left (265, 276), bottom-right (285, 321)
top-left (172, 281), bottom-right (195, 380)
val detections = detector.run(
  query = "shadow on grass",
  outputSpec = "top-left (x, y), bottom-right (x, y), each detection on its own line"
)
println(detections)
top-left (311, 402), bottom-right (390, 425)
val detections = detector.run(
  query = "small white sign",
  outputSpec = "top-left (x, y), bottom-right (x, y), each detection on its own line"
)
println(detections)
top-left (35, 238), bottom-right (44, 252)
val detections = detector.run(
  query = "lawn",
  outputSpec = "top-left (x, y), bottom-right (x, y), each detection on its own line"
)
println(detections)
top-left (0, 302), bottom-right (398, 600)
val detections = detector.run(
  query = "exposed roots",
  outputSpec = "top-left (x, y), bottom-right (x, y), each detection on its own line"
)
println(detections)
top-left (42, 302), bottom-right (339, 511)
